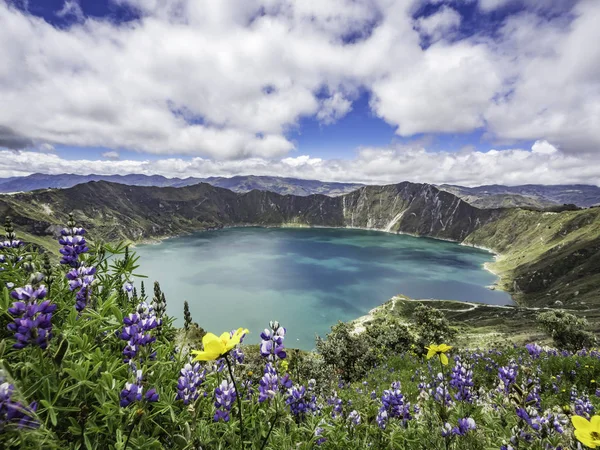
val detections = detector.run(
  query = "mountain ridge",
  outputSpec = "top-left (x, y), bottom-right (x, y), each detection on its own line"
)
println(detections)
top-left (1, 173), bottom-right (600, 208)
top-left (1, 180), bottom-right (599, 308)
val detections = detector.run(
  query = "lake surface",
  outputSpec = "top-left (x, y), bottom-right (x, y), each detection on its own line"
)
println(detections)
top-left (133, 227), bottom-right (512, 350)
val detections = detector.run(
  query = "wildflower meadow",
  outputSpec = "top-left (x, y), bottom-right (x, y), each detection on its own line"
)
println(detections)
top-left (1, 215), bottom-right (600, 449)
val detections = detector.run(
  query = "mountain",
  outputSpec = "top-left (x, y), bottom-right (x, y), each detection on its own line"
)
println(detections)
top-left (0, 173), bottom-right (363, 197)
top-left (438, 184), bottom-right (600, 208)
top-left (1, 180), bottom-right (599, 308)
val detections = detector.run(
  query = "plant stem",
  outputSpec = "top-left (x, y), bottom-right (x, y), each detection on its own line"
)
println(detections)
top-left (225, 355), bottom-right (245, 450)
top-left (259, 413), bottom-right (278, 450)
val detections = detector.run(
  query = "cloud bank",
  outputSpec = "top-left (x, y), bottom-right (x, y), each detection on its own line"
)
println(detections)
top-left (1, 141), bottom-right (599, 187)
top-left (0, 0), bottom-right (598, 160)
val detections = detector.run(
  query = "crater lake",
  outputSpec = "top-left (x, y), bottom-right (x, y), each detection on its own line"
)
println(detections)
top-left (133, 227), bottom-right (512, 350)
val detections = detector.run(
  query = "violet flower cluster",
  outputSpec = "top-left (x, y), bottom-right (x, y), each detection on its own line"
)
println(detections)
top-left (260, 320), bottom-right (286, 360)
top-left (119, 369), bottom-right (159, 407)
top-left (214, 379), bottom-right (236, 422)
top-left (176, 362), bottom-right (206, 405)
top-left (59, 217), bottom-right (96, 312)
top-left (258, 362), bottom-right (291, 403)
top-left (7, 285), bottom-right (56, 350)
top-left (498, 362), bottom-right (519, 393)
top-left (119, 301), bottom-right (161, 363)
top-left (0, 378), bottom-right (38, 431)
top-left (450, 356), bottom-right (474, 403)
top-left (441, 417), bottom-right (476, 437)
top-left (376, 382), bottom-right (414, 429)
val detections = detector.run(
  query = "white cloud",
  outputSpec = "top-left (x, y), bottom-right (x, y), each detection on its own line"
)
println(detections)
top-left (101, 151), bottom-right (120, 160)
top-left (0, 0), bottom-right (598, 161)
top-left (414, 6), bottom-right (462, 42)
top-left (316, 93), bottom-right (353, 125)
top-left (56, 0), bottom-right (84, 22)
top-left (1, 142), bottom-right (598, 187)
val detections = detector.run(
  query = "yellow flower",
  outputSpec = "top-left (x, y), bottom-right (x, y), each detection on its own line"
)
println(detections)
top-left (572, 415), bottom-right (600, 448)
top-left (425, 344), bottom-right (453, 366)
top-left (281, 360), bottom-right (289, 373)
top-left (191, 328), bottom-right (248, 361)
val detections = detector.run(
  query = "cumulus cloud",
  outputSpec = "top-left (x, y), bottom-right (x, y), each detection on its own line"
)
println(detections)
top-left (316, 93), bottom-right (353, 125)
top-left (0, 0), bottom-right (597, 162)
top-left (414, 6), bottom-right (462, 42)
top-left (1, 142), bottom-right (598, 187)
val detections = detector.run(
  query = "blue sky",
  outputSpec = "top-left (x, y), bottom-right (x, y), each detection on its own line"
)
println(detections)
top-left (0, 0), bottom-right (598, 185)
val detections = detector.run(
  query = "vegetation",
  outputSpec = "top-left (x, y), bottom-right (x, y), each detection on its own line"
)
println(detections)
top-left (1, 214), bottom-right (600, 449)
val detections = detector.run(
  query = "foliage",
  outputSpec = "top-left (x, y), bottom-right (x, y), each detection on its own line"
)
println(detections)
top-left (316, 322), bottom-right (377, 382)
top-left (537, 310), bottom-right (596, 351)
top-left (2, 217), bottom-right (600, 450)
top-left (412, 304), bottom-right (456, 352)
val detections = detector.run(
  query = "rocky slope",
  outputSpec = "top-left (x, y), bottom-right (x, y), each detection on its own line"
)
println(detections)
top-left (1, 181), bottom-right (599, 307)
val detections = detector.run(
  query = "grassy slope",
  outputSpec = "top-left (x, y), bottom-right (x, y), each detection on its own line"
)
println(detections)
top-left (464, 207), bottom-right (600, 307)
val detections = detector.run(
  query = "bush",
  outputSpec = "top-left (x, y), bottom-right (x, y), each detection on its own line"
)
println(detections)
top-left (537, 309), bottom-right (596, 351)
top-left (412, 304), bottom-right (456, 353)
top-left (316, 321), bottom-right (376, 382)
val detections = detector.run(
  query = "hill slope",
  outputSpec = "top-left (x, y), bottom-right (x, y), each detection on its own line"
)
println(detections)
top-left (1, 181), bottom-right (599, 307)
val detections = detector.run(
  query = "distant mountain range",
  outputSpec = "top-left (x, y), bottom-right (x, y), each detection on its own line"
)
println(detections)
top-left (0, 173), bottom-right (599, 208)
top-left (0, 173), bottom-right (363, 197)
top-left (437, 184), bottom-right (600, 208)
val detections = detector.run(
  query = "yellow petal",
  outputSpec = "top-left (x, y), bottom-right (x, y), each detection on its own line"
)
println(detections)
top-left (572, 415), bottom-right (591, 431)
top-left (575, 429), bottom-right (598, 448)
top-left (440, 353), bottom-right (449, 366)
top-left (439, 344), bottom-right (452, 353)
top-left (591, 415), bottom-right (600, 430)
top-left (425, 346), bottom-right (437, 359)
top-left (191, 350), bottom-right (217, 361)
top-left (202, 332), bottom-right (219, 348)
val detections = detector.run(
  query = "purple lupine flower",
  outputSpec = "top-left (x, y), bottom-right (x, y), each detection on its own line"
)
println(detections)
top-left (66, 266), bottom-right (96, 312)
top-left (0, 380), bottom-right (39, 430)
top-left (286, 385), bottom-right (309, 418)
top-left (119, 301), bottom-right (160, 363)
top-left (120, 381), bottom-right (143, 407)
top-left (145, 388), bottom-right (159, 403)
top-left (498, 362), bottom-right (518, 393)
top-left (258, 363), bottom-right (280, 403)
top-left (348, 410), bottom-right (361, 427)
top-left (7, 285), bottom-right (56, 350)
top-left (314, 426), bottom-right (326, 446)
top-left (452, 417), bottom-right (476, 436)
top-left (441, 422), bottom-right (453, 438)
top-left (176, 362), bottom-right (206, 405)
top-left (232, 348), bottom-right (244, 365)
top-left (525, 343), bottom-right (543, 359)
top-left (260, 321), bottom-right (286, 360)
top-left (450, 356), bottom-right (474, 403)
top-left (327, 391), bottom-right (343, 418)
top-left (58, 222), bottom-right (88, 267)
top-left (377, 382), bottom-right (413, 429)
top-left (214, 380), bottom-right (236, 422)
top-left (572, 389), bottom-right (595, 419)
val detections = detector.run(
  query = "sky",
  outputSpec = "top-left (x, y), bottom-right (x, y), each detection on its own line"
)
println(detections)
top-left (0, 0), bottom-right (598, 186)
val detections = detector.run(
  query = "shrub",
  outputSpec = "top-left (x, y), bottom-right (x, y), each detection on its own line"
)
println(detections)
top-left (412, 304), bottom-right (456, 353)
top-left (316, 321), bottom-right (376, 382)
top-left (537, 310), bottom-right (596, 351)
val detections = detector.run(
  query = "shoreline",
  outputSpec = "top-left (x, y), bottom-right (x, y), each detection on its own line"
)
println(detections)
top-left (131, 223), bottom-right (516, 325)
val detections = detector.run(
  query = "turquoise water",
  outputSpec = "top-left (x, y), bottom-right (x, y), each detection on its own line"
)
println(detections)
top-left (133, 227), bottom-right (512, 350)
